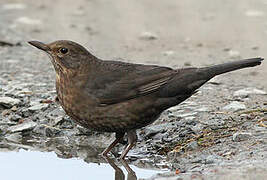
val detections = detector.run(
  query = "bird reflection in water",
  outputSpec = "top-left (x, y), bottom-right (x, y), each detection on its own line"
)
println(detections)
top-left (103, 156), bottom-right (137, 180)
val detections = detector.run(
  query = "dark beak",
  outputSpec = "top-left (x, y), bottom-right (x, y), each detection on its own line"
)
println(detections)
top-left (28, 41), bottom-right (51, 52)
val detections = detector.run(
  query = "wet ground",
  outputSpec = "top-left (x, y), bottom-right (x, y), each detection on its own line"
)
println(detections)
top-left (0, 0), bottom-right (267, 179)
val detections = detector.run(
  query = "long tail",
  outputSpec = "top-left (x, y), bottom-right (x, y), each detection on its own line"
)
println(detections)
top-left (201, 57), bottom-right (264, 76)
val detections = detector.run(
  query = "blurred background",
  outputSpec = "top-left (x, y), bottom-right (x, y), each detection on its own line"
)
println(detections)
top-left (1, 0), bottom-right (267, 71)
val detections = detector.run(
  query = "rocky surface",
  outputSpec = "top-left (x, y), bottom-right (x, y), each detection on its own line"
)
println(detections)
top-left (0, 0), bottom-right (267, 179)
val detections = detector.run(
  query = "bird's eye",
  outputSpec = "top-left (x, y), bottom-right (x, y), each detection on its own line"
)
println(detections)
top-left (59, 48), bottom-right (68, 54)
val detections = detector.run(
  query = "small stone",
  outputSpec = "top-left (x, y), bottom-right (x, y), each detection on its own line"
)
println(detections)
top-left (143, 124), bottom-right (166, 138)
top-left (1, 109), bottom-right (10, 116)
top-left (185, 116), bottom-right (196, 121)
top-left (139, 31), bottom-right (158, 40)
top-left (59, 117), bottom-right (75, 129)
top-left (233, 88), bottom-right (266, 98)
top-left (190, 157), bottom-right (202, 163)
top-left (222, 151), bottom-right (235, 157)
top-left (53, 117), bottom-right (64, 126)
top-left (33, 124), bottom-right (61, 137)
top-left (77, 125), bottom-right (92, 135)
top-left (195, 107), bottom-right (209, 112)
top-left (223, 101), bottom-right (246, 111)
top-left (0, 97), bottom-right (21, 108)
top-left (28, 103), bottom-right (49, 112)
top-left (20, 108), bottom-right (31, 117)
top-left (186, 141), bottom-right (199, 151)
top-left (11, 106), bottom-right (17, 111)
top-left (191, 124), bottom-right (204, 133)
top-left (174, 112), bottom-right (198, 118)
top-left (232, 132), bottom-right (252, 142)
top-left (180, 101), bottom-right (198, 106)
top-left (7, 120), bottom-right (37, 133)
top-left (9, 114), bottom-right (22, 122)
top-left (204, 155), bottom-right (217, 164)
top-left (204, 117), bottom-right (225, 129)
top-left (5, 132), bottom-right (22, 142)
top-left (167, 150), bottom-right (183, 159)
top-left (46, 108), bottom-right (65, 118)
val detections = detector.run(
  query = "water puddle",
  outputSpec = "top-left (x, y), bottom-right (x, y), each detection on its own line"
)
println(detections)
top-left (0, 150), bottom-right (168, 180)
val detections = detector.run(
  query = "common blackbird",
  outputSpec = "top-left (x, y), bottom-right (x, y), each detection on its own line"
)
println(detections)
top-left (28, 40), bottom-right (264, 159)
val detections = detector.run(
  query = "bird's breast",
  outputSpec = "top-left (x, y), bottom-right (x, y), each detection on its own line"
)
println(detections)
top-left (55, 73), bottom-right (91, 115)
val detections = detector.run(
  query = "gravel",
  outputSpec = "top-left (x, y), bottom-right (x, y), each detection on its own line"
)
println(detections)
top-left (0, 97), bottom-right (21, 108)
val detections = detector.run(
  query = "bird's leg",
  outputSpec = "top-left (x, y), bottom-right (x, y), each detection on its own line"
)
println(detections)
top-left (101, 132), bottom-right (125, 157)
top-left (119, 130), bottom-right (137, 160)
top-left (102, 156), bottom-right (125, 180)
top-left (121, 159), bottom-right (137, 179)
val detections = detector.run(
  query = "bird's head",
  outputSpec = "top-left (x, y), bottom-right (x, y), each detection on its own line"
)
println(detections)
top-left (28, 40), bottom-right (95, 72)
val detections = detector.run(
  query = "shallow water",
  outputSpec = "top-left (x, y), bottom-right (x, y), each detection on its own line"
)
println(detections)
top-left (0, 150), bottom-right (167, 180)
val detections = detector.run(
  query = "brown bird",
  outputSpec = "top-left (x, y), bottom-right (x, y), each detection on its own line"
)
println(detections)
top-left (28, 40), bottom-right (263, 159)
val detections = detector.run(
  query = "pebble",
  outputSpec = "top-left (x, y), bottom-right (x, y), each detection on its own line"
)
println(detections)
top-left (195, 107), bottom-right (209, 112)
top-left (233, 88), bottom-right (266, 98)
top-left (28, 103), bottom-right (49, 112)
top-left (186, 141), bottom-right (199, 151)
top-left (2, 109), bottom-right (10, 116)
top-left (77, 125), bottom-right (92, 135)
top-left (190, 155), bottom-right (218, 164)
top-left (139, 31), bottom-right (158, 40)
top-left (185, 116), bottom-right (196, 121)
top-left (4, 132), bottom-right (22, 142)
top-left (143, 124), bottom-right (167, 138)
top-left (11, 106), bottom-right (17, 111)
top-left (0, 97), bottom-right (21, 108)
top-left (33, 124), bottom-right (61, 137)
top-left (7, 120), bottom-right (37, 133)
top-left (233, 132), bottom-right (252, 142)
top-left (191, 124), bottom-right (204, 134)
top-left (9, 114), bottom-right (22, 122)
top-left (174, 112), bottom-right (198, 118)
top-left (180, 101), bottom-right (198, 106)
top-left (222, 101), bottom-right (246, 111)
top-left (204, 155), bottom-right (218, 164)
top-left (204, 117), bottom-right (225, 127)
top-left (52, 117), bottom-right (65, 126)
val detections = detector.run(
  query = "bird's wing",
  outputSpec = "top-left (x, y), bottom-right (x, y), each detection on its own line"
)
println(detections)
top-left (84, 61), bottom-right (176, 105)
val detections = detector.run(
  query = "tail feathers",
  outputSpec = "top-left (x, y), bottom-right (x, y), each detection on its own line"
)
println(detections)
top-left (159, 57), bottom-right (263, 98)
top-left (201, 57), bottom-right (264, 77)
